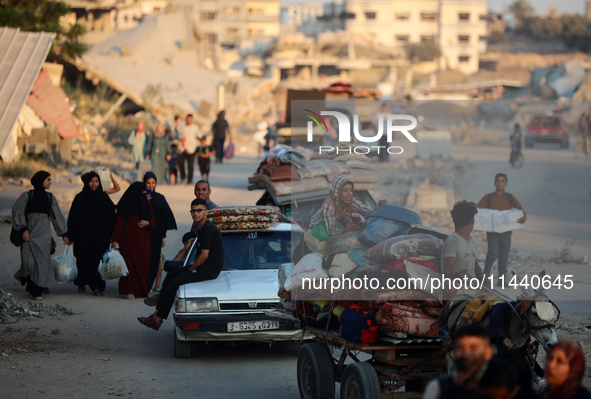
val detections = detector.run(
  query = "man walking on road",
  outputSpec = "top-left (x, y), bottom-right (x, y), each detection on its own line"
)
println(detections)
top-left (211, 110), bottom-right (232, 163)
top-left (477, 173), bottom-right (527, 280)
top-left (178, 114), bottom-right (200, 185)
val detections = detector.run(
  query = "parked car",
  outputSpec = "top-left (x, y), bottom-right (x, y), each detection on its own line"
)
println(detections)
top-left (172, 220), bottom-right (308, 357)
top-left (525, 113), bottom-right (570, 148)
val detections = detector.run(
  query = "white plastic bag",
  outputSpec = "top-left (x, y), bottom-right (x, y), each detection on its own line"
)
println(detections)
top-left (284, 253), bottom-right (328, 291)
top-left (98, 245), bottom-right (129, 281)
top-left (53, 245), bottom-right (78, 283)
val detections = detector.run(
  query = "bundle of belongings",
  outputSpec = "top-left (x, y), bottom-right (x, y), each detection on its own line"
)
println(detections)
top-left (279, 204), bottom-right (449, 343)
top-left (248, 144), bottom-right (379, 197)
top-left (208, 206), bottom-right (281, 230)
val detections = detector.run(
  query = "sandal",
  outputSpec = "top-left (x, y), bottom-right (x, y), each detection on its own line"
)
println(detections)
top-left (93, 289), bottom-right (103, 297)
top-left (137, 316), bottom-right (161, 331)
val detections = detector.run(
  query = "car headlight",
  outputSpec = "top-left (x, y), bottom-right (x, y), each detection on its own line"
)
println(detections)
top-left (176, 298), bottom-right (218, 313)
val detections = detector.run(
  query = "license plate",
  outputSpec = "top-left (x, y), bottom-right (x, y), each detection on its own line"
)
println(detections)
top-left (227, 320), bottom-right (280, 332)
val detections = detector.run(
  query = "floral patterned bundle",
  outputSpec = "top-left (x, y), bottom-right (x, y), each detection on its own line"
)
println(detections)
top-left (376, 301), bottom-right (440, 338)
top-left (215, 222), bottom-right (274, 230)
top-left (207, 206), bottom-right (280, 217)
top-left (208, 214), bottom-right (280, 224)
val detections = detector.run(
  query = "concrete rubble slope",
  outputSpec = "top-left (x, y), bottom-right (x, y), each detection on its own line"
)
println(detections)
top-left (78, 10), bottom-right (228, 112)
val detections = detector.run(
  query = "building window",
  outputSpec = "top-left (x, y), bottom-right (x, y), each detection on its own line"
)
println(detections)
top-left (395, 12), bottom-right (410, 21)
top-left (226, 27), bottom-right (239, 36)
top-left (395, 35), bottom-right (410, 44)
top-left (459, 55), bottom-right (470, 63)
top-left (365, 11), bottom-right (376, 20)
top-left (479, 35), bottom-right (487, 42)
top-left (479, 14), bottom-right (487, 21)
top-left (205, 33), bottom-right (217, 44)
top-left (248, 7), bottom-right (265, 15)
top-left (247, 27), bottom-right (266, 36)
top-left (201, 11), bottom-right (217, 21)
top-left (420, 13), bottom-right (437, 21)
top-left (458, 13), bottom-right (470, 22)
top-left (225, 6), bottom-right (240, 15)
top-left (458, 35), bottom-right (470, 44)
top-left (153, 7), bottom-right (160, 12)
top-left (421, 35), bottom-right (436, 43)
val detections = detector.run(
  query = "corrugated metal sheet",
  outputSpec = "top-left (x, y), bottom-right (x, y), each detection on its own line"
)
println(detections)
top-left (0, 27), bottom-right (55, 163)
top-left (27, 69), bottom-right (79, 139)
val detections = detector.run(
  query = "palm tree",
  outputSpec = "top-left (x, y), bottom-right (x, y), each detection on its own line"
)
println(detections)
top-left (509, 0), bottom-right (535, 29)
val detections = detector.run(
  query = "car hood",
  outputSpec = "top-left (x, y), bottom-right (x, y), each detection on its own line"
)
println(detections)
top-left (178, 269), bottom-right (281, 302)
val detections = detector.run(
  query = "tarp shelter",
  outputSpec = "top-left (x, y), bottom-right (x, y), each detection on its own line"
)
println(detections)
top-left (0, 27), bottom-right (55, 163)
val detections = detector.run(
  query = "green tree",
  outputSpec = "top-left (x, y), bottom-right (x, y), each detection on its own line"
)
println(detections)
top-left (0, 0), bottom-right (87, 59)
top-left (509, 0), bottom-right (535, 29)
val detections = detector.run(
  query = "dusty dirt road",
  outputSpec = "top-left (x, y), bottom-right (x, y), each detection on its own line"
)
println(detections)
top-left (1, 144), bottom-right (590, 398)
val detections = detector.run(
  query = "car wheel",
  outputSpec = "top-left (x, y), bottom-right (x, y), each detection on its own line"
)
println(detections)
top-left (340, 362), bottom-right (381, 399)
top-left (297, 342), bottom-right (335, 399)
top-left (173, 329), bottom-right (195, 358)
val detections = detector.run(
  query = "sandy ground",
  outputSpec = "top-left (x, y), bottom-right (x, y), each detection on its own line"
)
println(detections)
top-left (1, 141), bottom-right (591, 396)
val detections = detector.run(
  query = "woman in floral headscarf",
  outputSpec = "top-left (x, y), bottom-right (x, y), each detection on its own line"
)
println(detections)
top-left (309, 174), bottom-right (387, 238)
top-left (538, 341), bottom-right (591, 399)
top-left (12, 171), bottom-right (68, 300)
top-left (65, 171), bottom-right (116, 296)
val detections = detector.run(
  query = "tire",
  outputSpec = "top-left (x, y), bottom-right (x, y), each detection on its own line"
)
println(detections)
top-left (297, 342), bottom-right (335, 399)
top-left (340, 362), bottom-right (381, 399)
top-left (173, 329), bottom-right (194, 358)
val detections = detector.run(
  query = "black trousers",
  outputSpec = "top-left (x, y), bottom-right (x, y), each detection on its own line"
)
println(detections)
top-left (155, 266), bottom-right (217, 320)
top-left (178, 151), bottom-right (196, 183)
top-left (214, 138), bottom-right (225, 163)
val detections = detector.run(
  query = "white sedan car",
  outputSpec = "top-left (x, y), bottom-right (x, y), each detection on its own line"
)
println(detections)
top-left (172, 222), bottom-right (306, 357)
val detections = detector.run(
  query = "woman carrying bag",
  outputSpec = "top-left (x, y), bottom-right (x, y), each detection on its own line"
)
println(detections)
top-left (12, 171), bottom-right (68, 300)
top-left (65, 171), bottom-right (116, 296)
top-left (113, 182), bottom-right (155, 299)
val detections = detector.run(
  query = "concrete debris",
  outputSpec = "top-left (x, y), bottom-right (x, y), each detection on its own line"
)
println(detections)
top-left (0, 289), bottom-right (80, 324)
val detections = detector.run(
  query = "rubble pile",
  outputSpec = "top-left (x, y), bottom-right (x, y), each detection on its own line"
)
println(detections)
top-left (0, 289), bottom-right (79, 324)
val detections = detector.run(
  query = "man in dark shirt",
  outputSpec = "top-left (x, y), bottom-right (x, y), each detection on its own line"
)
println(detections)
top-left (211, 110), bottom-right (232, 163)
top-left (138, 198), bottom-right (224, 331)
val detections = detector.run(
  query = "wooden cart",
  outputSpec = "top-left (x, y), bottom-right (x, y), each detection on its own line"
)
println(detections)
top-left (297, 326), bottom-right (447, 399)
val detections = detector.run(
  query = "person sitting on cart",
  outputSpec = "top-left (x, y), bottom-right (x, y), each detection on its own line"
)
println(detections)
top-left (422, 324), bottom-right (494, 399)
top-left (308, 174), bottom-right (387, 240)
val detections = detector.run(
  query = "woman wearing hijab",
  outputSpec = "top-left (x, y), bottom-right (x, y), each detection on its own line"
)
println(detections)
top-left (143, 171), bottom-right (177, 292)
top-left (145, 124), bottom-right (171, 185)
top-left (12, 171), bottom-right (68, 300)
top-left (113, 182), bottom-right (155, 299)
top-left (309, 174), bottom-right (387, 238)
top-left (538, 341), bottom-right (591, 399)
top-left (65, 171), bottom-right (116, 296)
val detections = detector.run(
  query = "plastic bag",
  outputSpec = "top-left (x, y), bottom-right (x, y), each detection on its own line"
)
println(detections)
top-left (53, 245), bottom-right (78, 283)
top-left (98, 245), bottom-right (129, 281)
top-left (224, 143), bottom-right (235, 159)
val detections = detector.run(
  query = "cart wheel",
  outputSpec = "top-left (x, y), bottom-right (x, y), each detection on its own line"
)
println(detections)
top-left (173, 329), bottom-right (194, 358)
top-left (340, 362), bottom-right (381, 399)
top-left (297, 342), bottom-right (335, 399)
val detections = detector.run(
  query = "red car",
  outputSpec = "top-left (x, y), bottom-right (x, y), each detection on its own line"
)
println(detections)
top-left (525, 113), bottom-right (570, 148)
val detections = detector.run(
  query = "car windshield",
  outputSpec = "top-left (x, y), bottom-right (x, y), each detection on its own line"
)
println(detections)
top-left (222, 230), bottom-right (300, 270)
top-left (531, 116), bottom-right (560, 127)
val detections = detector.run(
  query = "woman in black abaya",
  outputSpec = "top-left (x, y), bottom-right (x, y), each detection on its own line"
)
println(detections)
top-left (65, 171), bottom-right (116, 295)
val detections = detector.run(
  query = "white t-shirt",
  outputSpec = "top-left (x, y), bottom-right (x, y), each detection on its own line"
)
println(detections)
top-left (253, 120), bottom-right (269, 145)
top-left (441, 232), bottom-right (477, 276)
top-left (183, 123), bottom-right (201, 154)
